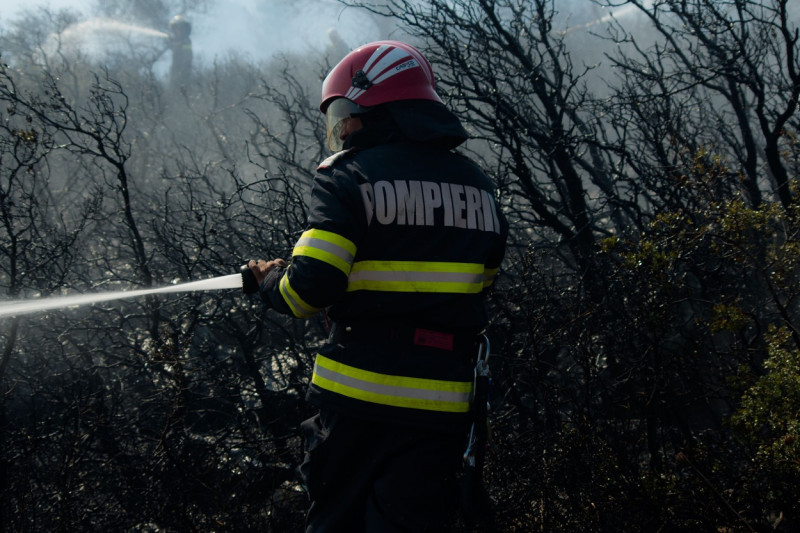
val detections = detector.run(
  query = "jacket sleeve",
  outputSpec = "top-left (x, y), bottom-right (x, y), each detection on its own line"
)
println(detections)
top-left (483, 195), bottom-right (509, 290)
top-left (261, 166), bottom-right (366, 318)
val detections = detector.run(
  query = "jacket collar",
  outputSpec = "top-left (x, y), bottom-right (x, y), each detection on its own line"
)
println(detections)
top-left (345, 100), bottom-right (469, 150)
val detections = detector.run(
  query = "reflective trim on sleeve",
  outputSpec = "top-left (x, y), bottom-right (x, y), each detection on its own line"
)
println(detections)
top-left (279, 274), bottom-right (322, 318)
top-left (483, 267), bottom-right (499, 288)
top-left (346, 261), bottom-right (485, 293)
top-left (312, 354), bottom-right (473, 412)
top-left (292, 229), bottom-right (357, 276)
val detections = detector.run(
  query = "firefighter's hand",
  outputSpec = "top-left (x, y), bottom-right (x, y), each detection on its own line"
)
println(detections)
top-left (248, 258), bottom-right (287, 287)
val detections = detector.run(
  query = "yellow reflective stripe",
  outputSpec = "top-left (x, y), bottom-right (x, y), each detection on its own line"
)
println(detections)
top-left (483, 267), bottom-right (499, 288)
top-left (292, 229), bottom-right (356, 276)
top-left (279, 274), bottom-right (321, 318)
top-left (312, 354), bottom-right (472, 412)
top-left (346, 261), bottom-right (484, 293)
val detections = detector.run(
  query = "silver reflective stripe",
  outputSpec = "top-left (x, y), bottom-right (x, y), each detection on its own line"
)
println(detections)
top-left (348, 270), bottom-right (483, 284)
top-left (312, 354), bottom-right (473, 412)
top-left (292, 229), bottom-right (356, 276)
top-left (295, 236), bottom-right (355, 265)
top-left (279, 275), bottom-right (320, 318)
top-left (314, 364), bottom-right (471, 404)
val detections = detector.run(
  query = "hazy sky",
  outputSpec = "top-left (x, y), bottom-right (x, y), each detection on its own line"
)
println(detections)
top-left (0, 0), bottom-right (710, 70)
top-left (0, 0), bottom-right (382, 64)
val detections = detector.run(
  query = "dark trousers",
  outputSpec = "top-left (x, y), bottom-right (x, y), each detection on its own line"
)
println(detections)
top-left (299, 409), bottom-right (467, 532)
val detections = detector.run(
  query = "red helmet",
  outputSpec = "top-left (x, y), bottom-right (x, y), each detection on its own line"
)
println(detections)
top-left (320, 40), bottom-right (442, 113)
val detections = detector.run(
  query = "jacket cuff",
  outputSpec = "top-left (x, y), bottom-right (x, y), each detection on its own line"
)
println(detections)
top-left (258, 267), bottom-right (285, 308)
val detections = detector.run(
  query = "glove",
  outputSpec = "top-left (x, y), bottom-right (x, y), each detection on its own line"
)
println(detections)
top-left (241, 263), bottom-right (260, 294)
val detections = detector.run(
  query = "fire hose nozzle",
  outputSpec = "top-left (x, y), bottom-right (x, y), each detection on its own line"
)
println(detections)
top-left (240, 263), bottom-right (259, 294)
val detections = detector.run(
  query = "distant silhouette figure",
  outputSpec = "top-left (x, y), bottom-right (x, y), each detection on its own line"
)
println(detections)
top-left (168, 15), bottom-right (192, 87)
top-left (325, 29), bottom-right (349, 63)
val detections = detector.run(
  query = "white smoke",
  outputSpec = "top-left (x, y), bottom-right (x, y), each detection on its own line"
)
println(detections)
top-left (190, 0), bottom-right (380, 62)
top-left (8, 0), bottom-right (385, 72)
top-left (2, 0), bottom-right (661, 67)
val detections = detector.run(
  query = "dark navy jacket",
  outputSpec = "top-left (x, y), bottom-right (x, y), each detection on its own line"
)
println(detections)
top-left (260, 102), bottom-right (508, 427)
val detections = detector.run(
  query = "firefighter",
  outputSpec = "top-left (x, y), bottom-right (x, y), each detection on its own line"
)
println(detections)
top-left (248, 40), bottom-right (508, 532)
top-left (168, 15), bottom-right (192, 87)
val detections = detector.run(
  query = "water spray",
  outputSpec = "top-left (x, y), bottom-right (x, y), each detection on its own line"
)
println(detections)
top-left (0, 266), bottom-right (259, 319)
top-left (37, 17), bottom-right (172, 71)
top-left (560, 0), bottom-right (654, 35)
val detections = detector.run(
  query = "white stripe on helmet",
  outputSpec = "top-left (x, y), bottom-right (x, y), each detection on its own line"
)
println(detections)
top-left (345, 87), bottom-right (366, 101)
top-left (364, 47), bottom-right (413, 82)
top-left (362, 44), bottom-right (392, 73)
top-left (345, 44), bottom-right (421, 104)
top-left (372, 58), bottom-right (419, 85)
